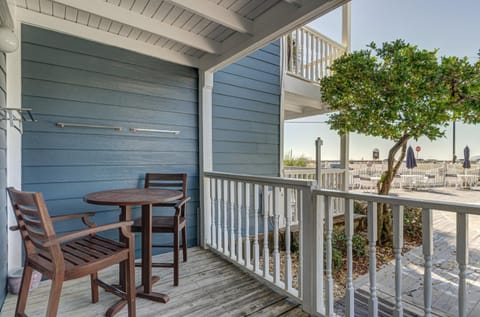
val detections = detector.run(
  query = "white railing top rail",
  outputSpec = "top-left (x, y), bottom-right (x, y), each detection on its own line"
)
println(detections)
top-left (204, 171), bottom-right (314, 189)
top-left (314, 188), bottom-right (480, 215)
top-left (299, 25), bottom-right (346, 52)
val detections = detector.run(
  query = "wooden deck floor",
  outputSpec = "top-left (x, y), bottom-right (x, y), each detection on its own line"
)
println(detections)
top-left (0, 247), bottom-right (307, 317)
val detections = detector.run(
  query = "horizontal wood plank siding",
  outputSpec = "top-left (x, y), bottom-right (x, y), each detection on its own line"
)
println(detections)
top-left (21, 25), bottom-right (199, 255)
top-left (212, 41), bottom-right (280, 176)
top-left (0, 52), bottom-right (7, 308)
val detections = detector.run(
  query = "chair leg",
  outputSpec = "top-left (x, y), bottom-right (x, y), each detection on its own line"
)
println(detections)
top-left (182, 226), bottom-right (187, 262)
top-left (174, 229), bottom-right (179, 286)
top-left (46, 275), bottom-right (64, 317)
top-left (15, 265), bottom-right (33, 316)
top-left (90, 273), bottom-right (99, 303)
top-left (126, 253), bottom-right (136, 317)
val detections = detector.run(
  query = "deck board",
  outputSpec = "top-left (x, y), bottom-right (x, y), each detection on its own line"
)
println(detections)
top-left (0, 247), bottom-right (305, 317)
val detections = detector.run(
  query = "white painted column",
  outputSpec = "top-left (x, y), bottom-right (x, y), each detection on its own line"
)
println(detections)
top-left (199, 70), bottom-right (213, 247)
top-left (6, 15), bottom-right (22, 270)
top-left (340, 2), bottom-right (351, 192)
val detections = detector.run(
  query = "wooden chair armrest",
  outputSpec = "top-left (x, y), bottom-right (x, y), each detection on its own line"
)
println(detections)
top-left (51, 212), bottom-right (96, 227)
top-left (43, 221), bottom-right (133, 247)
top-left (174, 197), bottom-right (191, 217)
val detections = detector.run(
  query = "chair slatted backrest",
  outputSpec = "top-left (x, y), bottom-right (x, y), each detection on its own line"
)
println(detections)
top-left (7, 187), bottom-right (63, 265)
top-left (144, 173), bottom-right (187, 199)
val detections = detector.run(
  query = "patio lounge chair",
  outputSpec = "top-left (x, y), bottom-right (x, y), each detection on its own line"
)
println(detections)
top-left (7, 187), bottom-right (136, 317)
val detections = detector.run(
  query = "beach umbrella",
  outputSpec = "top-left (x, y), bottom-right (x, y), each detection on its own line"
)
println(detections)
top-left (406, 145), bottom-right (417, 169)
top-left (463, 146), bottom-right (471, 169)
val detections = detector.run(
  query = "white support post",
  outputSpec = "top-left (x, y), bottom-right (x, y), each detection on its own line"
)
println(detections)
top-left (340, 133), bottom-right (349, 191)
top-left (6, 16), bottom-right (23, 270)
top-left (393, 205), bottom-right (404, 317)
top-left (342, 2), bottom-right (351, 52)
top-left (199, 70), bottom-right (213, 247)
top-left (316, 137), bottom-right (323, 187)
top-left (422, 208), bottom-right (433, 317)
top-left (325, 196), bottom-right (334, 316)
top-left (345, 198), bottom-right (354, 317)
top-left (368, 201), bottom-right (378, 317)
top-left (457, 213), bottom-right (469, 317)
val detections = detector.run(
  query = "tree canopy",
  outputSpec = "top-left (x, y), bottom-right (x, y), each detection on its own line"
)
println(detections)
top-left (319, 39), bottom-right (480, 241)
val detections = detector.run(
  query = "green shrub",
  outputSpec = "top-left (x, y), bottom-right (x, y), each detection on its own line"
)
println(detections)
top-left (404, 207), bottom-right (422, 240)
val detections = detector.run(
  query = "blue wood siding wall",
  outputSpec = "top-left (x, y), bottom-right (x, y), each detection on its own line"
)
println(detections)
top-left (21, 25), bottom-right (199, 256)
top-left (0, 52), bottom-right (7, 308)
top-left (212, 41), bottom-right (281, 176)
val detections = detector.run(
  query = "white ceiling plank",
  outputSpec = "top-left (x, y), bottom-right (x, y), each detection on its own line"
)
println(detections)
top-left (87, 13), bottom-right (101, 28)
top-left (17, 0), bottom-right (28, 9)
top-left (25, 0), bottom-right (40, 12)
top-left (52, 2), bottom-right (65, 18)
top-left (200, 0), bottom-right (348, 71)
top-left (17, 7), bottom-right (200, 67)
top-left (142, 0), bottom-right (162, 18)
top-left (162, 6), bottom-right (182, 25)
top-left (118, 0), bottom-right (135, 10)
top-left (167, 0), bottom-right (254, 34)
top-left (55, 0), bottom-right (222, 54)
top-left (39, 0), bottom-right (53, 15)
top-left (76, 10), bottom-right (90, 25)
top-left (64, 6), bottom-right (78, 21)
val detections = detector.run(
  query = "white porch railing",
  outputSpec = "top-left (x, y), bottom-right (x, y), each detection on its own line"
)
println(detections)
top-left (285, 26), bottom-right (346, 83)
top-left (203, 171), bottom-right (480, 317)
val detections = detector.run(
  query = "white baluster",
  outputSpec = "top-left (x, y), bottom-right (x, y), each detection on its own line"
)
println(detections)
top-left (285, 188), bottom-right (293, 291)
top-left (253, 184), bottom-right (260, 273)
top-left (210, 177), bottom-right (216, 248)
top-left (298, 189), bottom-right (303, 298)
top-left (263, 185), bottom-right (270, 278)
top-left (457, 213), bottom-right (469, 317)
top-left (393, 205), bottom-right (404, 317)
top-left (216, 178), bottom-right (222, 252)
top-left (295, 29), bottom-right (300, 74)
top-left (319, 40), bottom-right (324, 78)
top-left (230, 180), bottom-right (236, 259)
top-left (325, 196), bottom-right (334, 316)
top-left (422, 208), bottom-right (433, 317)
top-left (368, 201), bottom-right (378, 316)
top-left (223, 179), bottom-right (229, 256)
top-left (273, 187), bottom-right (281, 285)
top-left (237, 181), bottom-right (243, 264)
top-left (245, 183), bottom-right (251, 269)
top-left (345, 198), bottom-right (354, 317)
top-left (305, 31), bottom-right (310, 80)
top-left (315, 35), bottom-right (319, 81)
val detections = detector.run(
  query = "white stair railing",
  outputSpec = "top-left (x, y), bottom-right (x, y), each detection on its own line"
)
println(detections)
top-left (285, 26), bottom-right (346, 83)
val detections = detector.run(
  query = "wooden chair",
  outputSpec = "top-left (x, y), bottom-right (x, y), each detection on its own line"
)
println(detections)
top-left (7, 187), bottom-right (136, 317)
top-left (131, 173), bottom-right (190, 286)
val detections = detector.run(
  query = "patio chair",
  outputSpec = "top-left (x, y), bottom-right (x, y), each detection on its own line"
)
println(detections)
top-left (7, 187), bottom-right (136, 317)
top-left (131, 173), bottom-right (191, 286)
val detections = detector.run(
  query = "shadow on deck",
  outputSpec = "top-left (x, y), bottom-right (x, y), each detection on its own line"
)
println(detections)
top-left (1, 247), bottom-right (307, 317)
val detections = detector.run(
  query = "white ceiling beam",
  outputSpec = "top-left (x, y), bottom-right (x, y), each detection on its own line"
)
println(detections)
top-left (54, 0), bottom-right (222, 54)
top-left (17, 8), bottom-right (200, 68)
top-left (167, 0), bottom-right (254, 34)
top-left (285, 104), bottom-right (304, 113)
top-left (200, 0), bottom-right (349, 72)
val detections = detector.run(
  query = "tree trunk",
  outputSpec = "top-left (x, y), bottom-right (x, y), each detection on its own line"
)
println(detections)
top-left (376, 134), bottom-right (410, 244)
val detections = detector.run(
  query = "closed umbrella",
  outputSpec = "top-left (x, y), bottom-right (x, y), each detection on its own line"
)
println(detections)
top-left (463, 146), bottom-right (471, 169)
top-left (406, 145), bottom-right (417, 169)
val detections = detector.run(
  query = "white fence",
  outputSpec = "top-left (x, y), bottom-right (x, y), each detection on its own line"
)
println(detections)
top-left (203, 171), bottom-right (480, 317)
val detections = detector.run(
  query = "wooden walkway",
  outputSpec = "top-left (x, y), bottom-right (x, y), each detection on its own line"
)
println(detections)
top-left (0, 247), bottom-right (307, 317)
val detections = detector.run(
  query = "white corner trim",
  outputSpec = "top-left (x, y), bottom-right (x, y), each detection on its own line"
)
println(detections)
top-left (6, 17), bottom-right (22, 270)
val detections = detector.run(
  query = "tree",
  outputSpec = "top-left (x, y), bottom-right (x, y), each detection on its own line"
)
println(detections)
top-left (320, 40), bottom-right (480, 242)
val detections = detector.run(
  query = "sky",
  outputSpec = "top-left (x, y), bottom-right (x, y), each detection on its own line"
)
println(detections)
top-left (284, 0), bottom-right (480, 161)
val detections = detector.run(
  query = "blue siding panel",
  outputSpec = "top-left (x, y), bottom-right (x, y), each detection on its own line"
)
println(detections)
top-left (0, 52), bottom-right (7, 308)
top-left (21, 25), bottom-right (199, 257)
top-left (213, 41), bottom-right (281, 176)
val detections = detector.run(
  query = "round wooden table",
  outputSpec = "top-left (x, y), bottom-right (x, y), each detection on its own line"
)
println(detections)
top-left (84, 188), bottom-right (183, 317)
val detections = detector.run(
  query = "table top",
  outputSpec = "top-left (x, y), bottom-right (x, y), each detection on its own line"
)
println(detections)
top-left (84, 188), bottom-right (183, 206)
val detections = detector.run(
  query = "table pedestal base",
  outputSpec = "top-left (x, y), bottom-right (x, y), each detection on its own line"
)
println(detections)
top-left (105, 276), bottom-right (166, 317)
